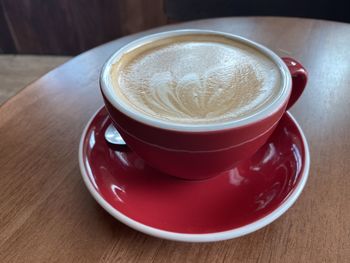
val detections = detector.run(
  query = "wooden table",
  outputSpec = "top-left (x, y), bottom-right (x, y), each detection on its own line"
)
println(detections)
top-left (0, 55), bottom-right (70, 105)
top-left (0, 17), bottom-right (349, 262)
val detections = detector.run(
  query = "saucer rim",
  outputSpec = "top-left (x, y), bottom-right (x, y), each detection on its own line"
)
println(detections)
top-left (79, 106), bottom-right (310, 242)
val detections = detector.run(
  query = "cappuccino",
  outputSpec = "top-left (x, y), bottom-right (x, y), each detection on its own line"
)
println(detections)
top-left (110, 34), bottom-right (282, 124)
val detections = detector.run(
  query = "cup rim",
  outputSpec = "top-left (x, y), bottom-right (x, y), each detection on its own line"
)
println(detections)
top-left (100, 29), bottom-right (291, 132)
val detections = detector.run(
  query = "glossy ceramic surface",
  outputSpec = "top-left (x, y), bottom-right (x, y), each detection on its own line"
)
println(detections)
top-left (79, 107), bottom-right (309, 242)
top-left (100, 30), bottom-right (308, 180)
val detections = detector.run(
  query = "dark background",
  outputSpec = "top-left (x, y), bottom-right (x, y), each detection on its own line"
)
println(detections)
top-left (0, 0), bottom-right (167, 55)
top-left (1, 0), bottom-right (349, 55)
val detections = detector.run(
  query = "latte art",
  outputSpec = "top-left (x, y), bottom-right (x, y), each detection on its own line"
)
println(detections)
top-left (121, 63), bottom-right (264, 121)
top-left (111, 35), bottom-right (282, 124)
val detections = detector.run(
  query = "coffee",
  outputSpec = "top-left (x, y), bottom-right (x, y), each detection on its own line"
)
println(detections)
top-left (109, 34), bottom-right (282, 124)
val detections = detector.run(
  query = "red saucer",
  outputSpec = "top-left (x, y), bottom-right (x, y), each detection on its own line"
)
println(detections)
top-left (79, 107), bottom-right (309, 242)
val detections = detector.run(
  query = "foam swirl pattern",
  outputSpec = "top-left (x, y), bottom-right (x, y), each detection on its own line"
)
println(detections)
top-left (111, 35), bottom-right (281, 124)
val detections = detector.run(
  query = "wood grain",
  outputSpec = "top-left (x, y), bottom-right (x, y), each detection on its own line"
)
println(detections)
top-left (0, 55), bottom-right (71, 105)
top-left (0, 17), bottom-right (349, 263)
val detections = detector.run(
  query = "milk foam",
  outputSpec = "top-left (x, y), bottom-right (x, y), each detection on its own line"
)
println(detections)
top-left (111, 35), bottom-right (281, 124)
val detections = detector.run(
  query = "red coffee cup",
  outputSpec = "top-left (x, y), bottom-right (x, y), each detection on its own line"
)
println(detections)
top-left (100, 30), bottom-right (307, 180)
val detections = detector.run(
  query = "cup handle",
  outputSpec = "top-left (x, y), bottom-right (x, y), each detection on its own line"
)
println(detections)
top-left (282, 57), bottom-right (308, 110)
